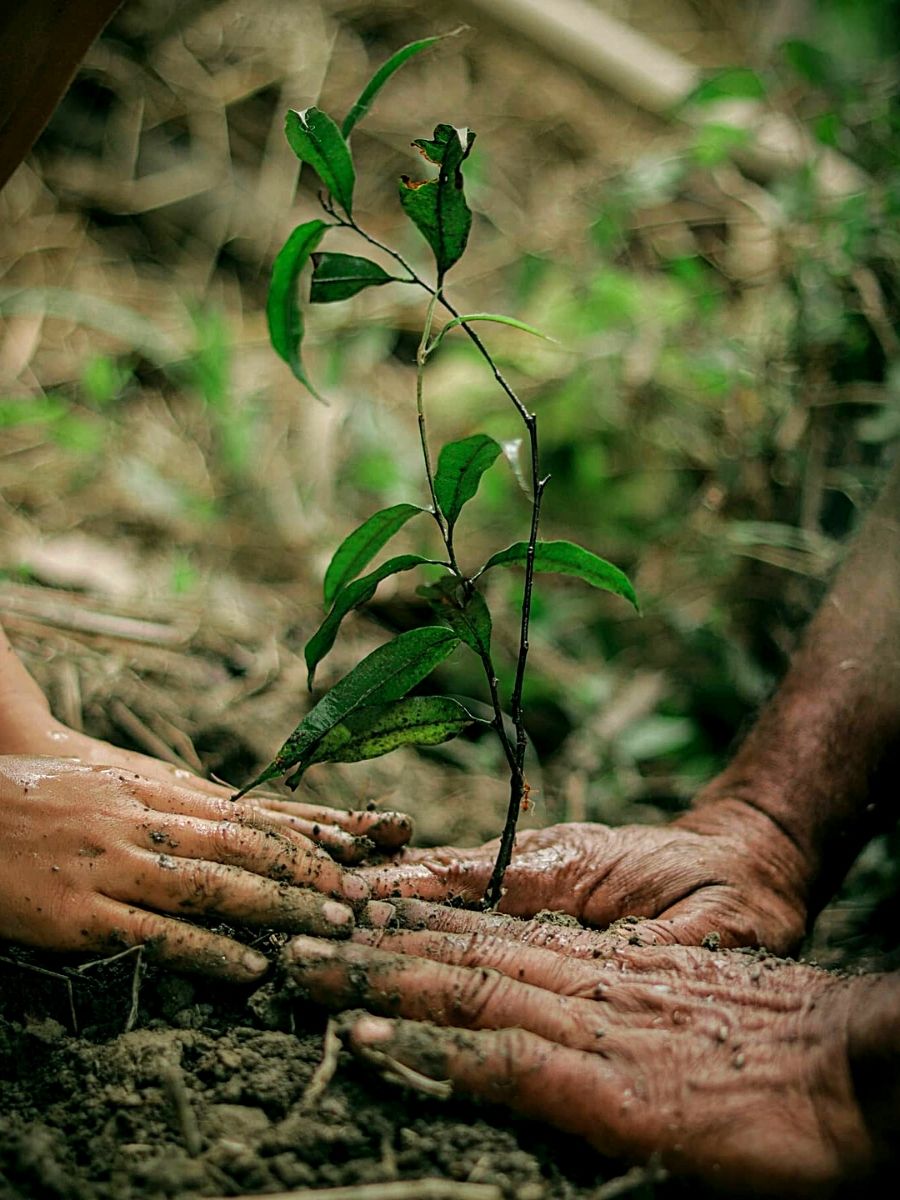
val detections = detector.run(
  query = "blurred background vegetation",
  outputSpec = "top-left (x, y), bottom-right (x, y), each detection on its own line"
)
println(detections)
top-left (1, 0), bottom-right (898, 962)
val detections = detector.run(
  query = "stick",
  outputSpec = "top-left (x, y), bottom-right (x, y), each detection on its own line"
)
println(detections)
top-left (0, 593), bottom-right (182, 645)
top-left (589, 1161), bottom-right (668, 1198)
top-left (73, 942), bottom-right (143, 1033)
top-left (300, 1017), bottom-right (342, 1110)
top-left (206, 1181), bottom-right (503, 1200)
top-left (0, 954), bottom-right (78, 1033)
top-left (355, 1044), bottom-right (453, 1100)
top-left (160, 1063), bottom-right (202, 1157)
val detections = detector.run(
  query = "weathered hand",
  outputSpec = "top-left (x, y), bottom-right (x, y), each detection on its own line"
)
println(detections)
top-left (363, 801), bottom-right (809, 953)
top-left (0, 755), bottom-right (398, 980)
top-left (285, 916), bottom-right (879, 1196)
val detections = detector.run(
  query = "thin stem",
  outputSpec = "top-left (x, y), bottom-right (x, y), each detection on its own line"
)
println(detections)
top-left (416, 289), bottom-right (445, 527)
top-left (476, 650), bottom-right (519, 778)
top-left (343, 213), bottom-right (544, 908)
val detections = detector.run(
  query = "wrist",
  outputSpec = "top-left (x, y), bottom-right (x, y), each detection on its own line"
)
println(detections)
top-left (673, 788), bottom-right (814, 926)
top-left (0, 694), bottom-right (59, 755)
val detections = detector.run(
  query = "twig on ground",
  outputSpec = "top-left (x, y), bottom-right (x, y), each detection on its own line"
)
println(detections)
top-left (355, 1043), bottom-right (453, 1100)
top-left (0, 590), bottom-right (183, 644)
top-left (160, 1062), bottom-right (202, 1157)
top-left (0, 954), bottom-right (78, 1033)
top-left (300, 1016), bottom-right (342, 1110)
top-left (74, 942), bottom-right (144, 1033)
top-left (589, 1160), bottom-right (668, 1198)
top-left (206, 1181), bottom-right (502, 1200)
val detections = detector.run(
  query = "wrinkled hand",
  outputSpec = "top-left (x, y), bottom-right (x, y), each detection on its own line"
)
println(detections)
top-left (363, 805), bottom-right (809, 954)
top-left (0, 753), bottom-right (403, 980)
top-left (285, 904), bottom-right (877, 1196)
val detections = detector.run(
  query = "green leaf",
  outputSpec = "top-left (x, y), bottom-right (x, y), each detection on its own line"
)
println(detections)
top-left (307, 553), bottom-right (440, 688)
top-left (324, 503), bottom-right (427, 605)
top-left (284, 107), bottom-right (355, 215)
top-left (781, 39), bottom-right (832, 86)
top-left (310, 252), bottom-right (401, 303)
top-left (303, 696), bottom-right (477, 773)
top-left (341, 32), bottom-right (462, 137)
top-left (266, 219), bottom-right (328, 399)
top-left (233, 626), bottom-right (460, 796)
top-left (399, 124), bottom-right (475, 281)
top-left (427, 311), bottom-right (556, 355)
top-left (683, 67), bottom-right (767, 108)
top-left (419, 577), bottom-right (492, 657)
top-left (433, 433), bottom-right (501, 529)
top-left (480, 539), bottom-right (639, 611)
top-left (692, 122), bottom-right (751, 167)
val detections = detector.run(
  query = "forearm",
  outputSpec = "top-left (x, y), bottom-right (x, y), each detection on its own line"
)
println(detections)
top-left (0, 623), bottom-right (54, 749)
top-left (687, 457), bottom-right (900, 915)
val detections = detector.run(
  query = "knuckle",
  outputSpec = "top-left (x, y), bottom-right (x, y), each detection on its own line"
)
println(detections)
top-left (179, 858), bottom-right (234, 908)
top-left (454, 965), bottom-right (509, 1025)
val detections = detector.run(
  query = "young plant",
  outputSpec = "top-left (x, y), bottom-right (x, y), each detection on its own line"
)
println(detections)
top-left (233, 34), bottom-right (638, 907)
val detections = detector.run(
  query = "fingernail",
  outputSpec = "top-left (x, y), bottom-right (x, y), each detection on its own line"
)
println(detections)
top-left (323, 900), bottom-right (354, 927)
top-left (363, 900), bottom-right (396, 928)
top-left (352, 1015), bottom-right (395, 1045)
top-left (341, 873), bottom-right (370, 902)
top-left (286, 934), bottom-right (336, 960)
top-left (242, 949), bottom-right (268, 975)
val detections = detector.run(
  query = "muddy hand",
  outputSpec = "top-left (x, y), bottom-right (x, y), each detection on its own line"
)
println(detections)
top-left (6, 715), bottom-right (413, 867)
top-left (284, 929), bottom-right (879, 1196)
top-left (0, 756), bottom-right (398, 981)
top-left (362, 802), bottom-right (809, 954)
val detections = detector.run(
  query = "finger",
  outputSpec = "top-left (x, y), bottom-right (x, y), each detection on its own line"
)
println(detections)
top-left (345, 927), bottom-right (775, 1032)
top-left (346, 1016), bottom-right (645, 1160)
top-left (284, 935), bottom-right (609, 1051)
top-left (244, 810), bottom-right (377, 866)
top-left (109, 853), bottom-right (358, 937)
top-left (252, 799), bottom-right (413, 850)
top-left (350, 927), bottom-right (612, 997)
top-left (362, 857), bottom-right (492, 903)
top-left (123, 776), bottom-right (370, 902)
top-left (133, 813), bottom-right (368, 895)
top-left (386, 898), bottom-right (626, 958)
top-left (361, 832), bottom-right (587, 915)
top-left (87, 897), bottom-right (270, 983)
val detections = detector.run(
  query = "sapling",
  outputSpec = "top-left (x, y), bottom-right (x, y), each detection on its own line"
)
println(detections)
top-left (233, 33), bottom-right (638, 907)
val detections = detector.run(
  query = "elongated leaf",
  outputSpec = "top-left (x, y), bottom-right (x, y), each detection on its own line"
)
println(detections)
top-left (683, 67), bottom-right (766, 108)
top-left (428, 311), bottom-right (556, 355)
top-left (267, 219), bottom-right (328, 399)
top-left (307, 553), bottom-right (439, 688)
top-left (233, 626), bottom-right (461, 797)
top-left (285, 107), bottom-right (355, 215)
top-left (324, 502), bottom-right (427, 605)
top-left (419, 577), bottom-right (492, 657)
top-left (480, 539), bottom-right (639, 610)
top-left (310, 252), bottom-right (400, 303)
top-left (399, 124), bottom-right (475, 281)
top-left (433, 433), bottom-right (501, 529)
top-left (341, 33), bottom-right (460, 137)
top-left (302, 696), bottom-right (478, 776)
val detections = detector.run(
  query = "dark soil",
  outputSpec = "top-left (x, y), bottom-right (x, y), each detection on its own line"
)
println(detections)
top-left (0, 940), bottom-right (656, 1200)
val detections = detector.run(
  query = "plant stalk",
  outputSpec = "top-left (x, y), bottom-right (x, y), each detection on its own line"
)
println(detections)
top-left (345, 215), bottom-right (545, 907)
